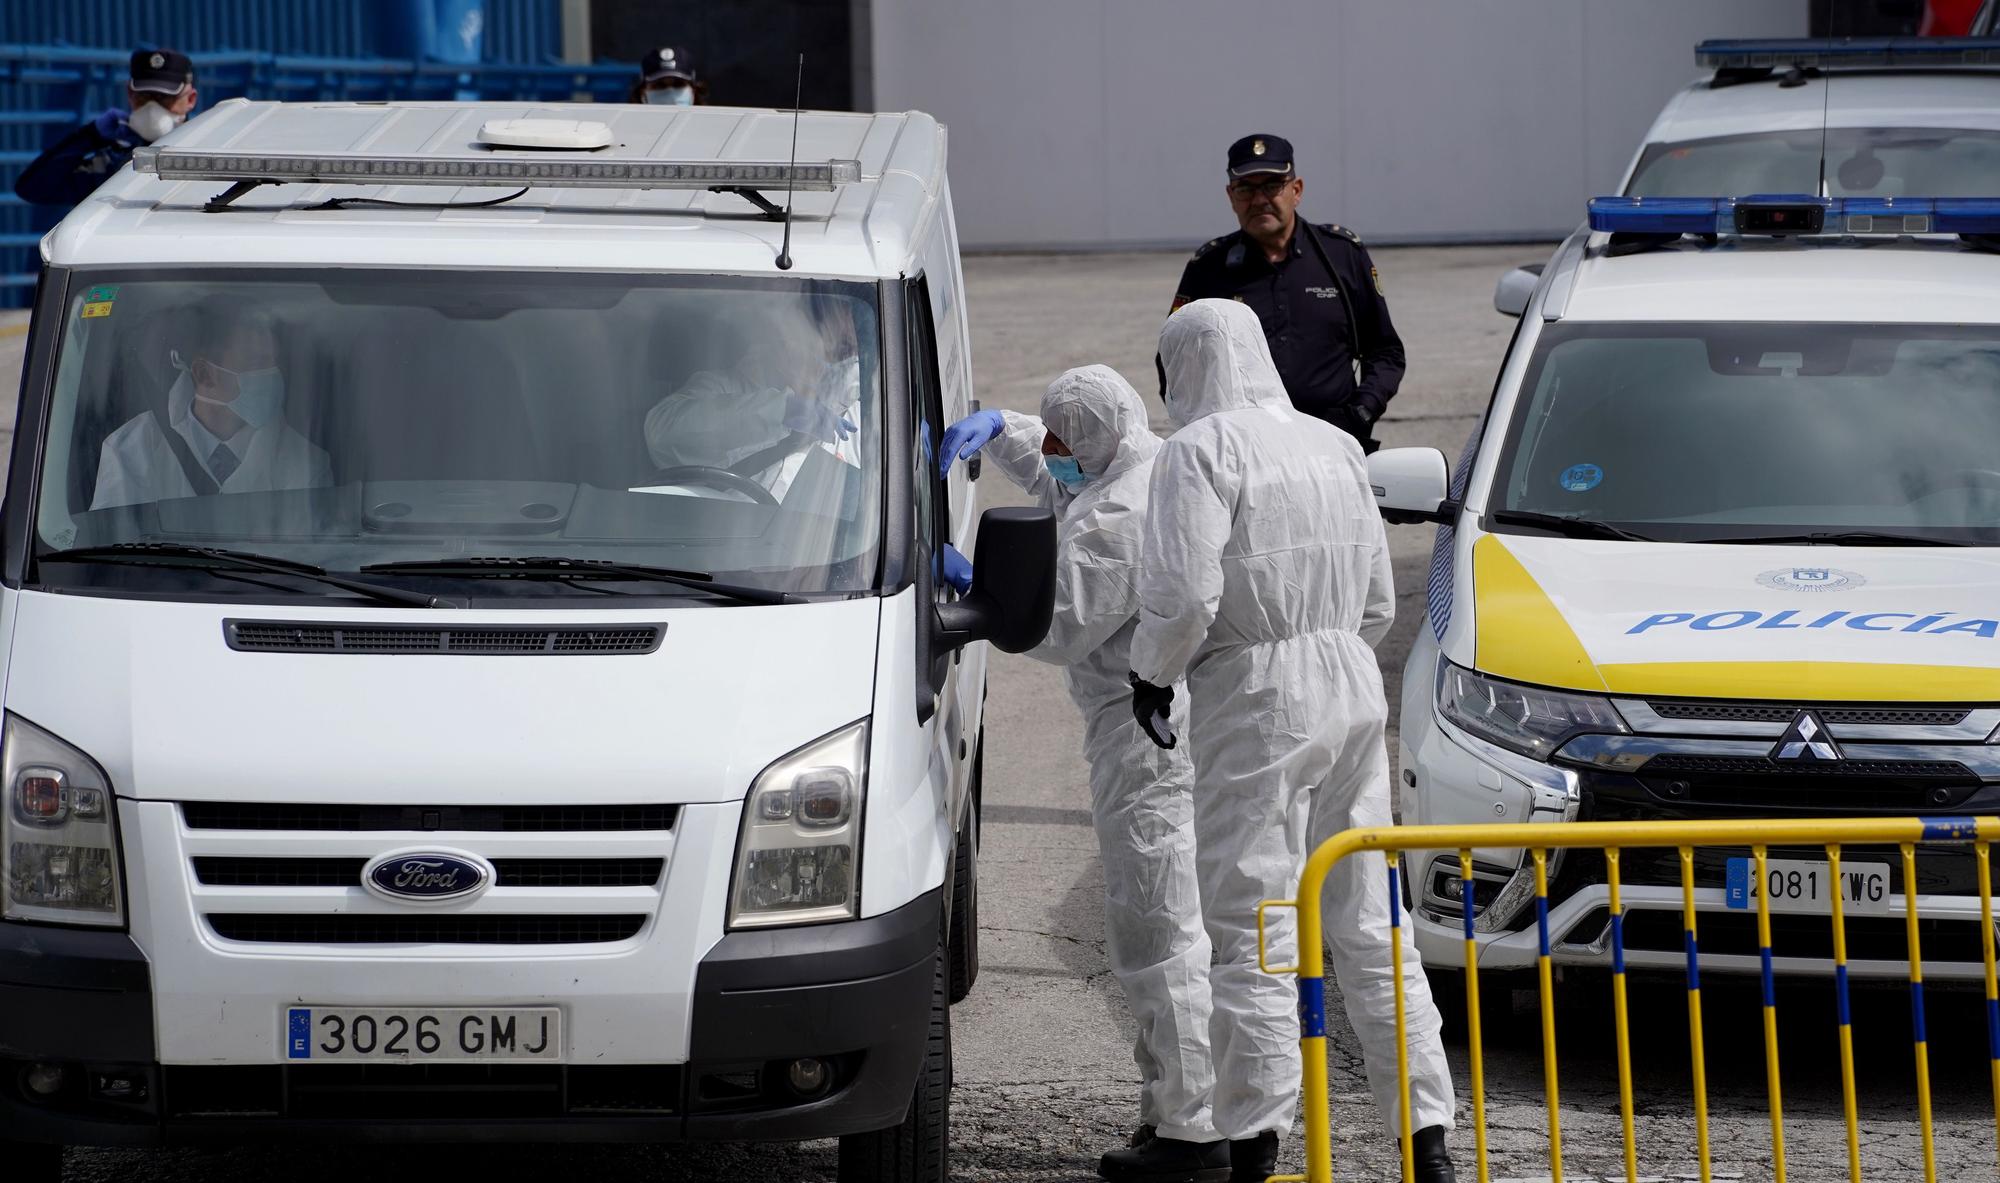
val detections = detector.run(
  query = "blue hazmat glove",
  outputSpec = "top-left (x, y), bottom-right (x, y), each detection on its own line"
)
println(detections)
top-left (783, 392), bottom-right (856, 442)
top-left (92, 109), bottom-right (130, 141)
top-left (938, 409), bottom-right (1005, 478)
top-left (940, 542), bottom-right (973, 594)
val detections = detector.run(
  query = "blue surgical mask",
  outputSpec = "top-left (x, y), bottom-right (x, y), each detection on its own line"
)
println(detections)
top-left (644, 85), bottom-right (693, 106)
top-left (200, 365), bottom-right (285, 429)
top-left (1044, 454), bottom-right (1088, 490)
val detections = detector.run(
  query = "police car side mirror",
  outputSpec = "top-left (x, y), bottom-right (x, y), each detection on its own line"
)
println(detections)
top-left (1368, 447), bottom-right (1454, 525)
top-left (1493, 263), bottom-right (1544, 318)
top-left (936, 507), bottom-right (1056, 654)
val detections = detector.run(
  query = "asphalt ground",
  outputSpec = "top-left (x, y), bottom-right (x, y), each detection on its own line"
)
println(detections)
top-left (6, 248), bottom-right (1990, 1180)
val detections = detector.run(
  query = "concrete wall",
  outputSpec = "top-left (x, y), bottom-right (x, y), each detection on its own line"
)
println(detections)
top-left (868, 1), bottom-right (1808, 249)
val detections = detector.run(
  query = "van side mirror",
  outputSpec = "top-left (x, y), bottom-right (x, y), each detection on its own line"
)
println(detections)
top-left (1493, 262), bottom-right (1544, 318)
top-left (1367, 447), bottom-right (1455, 525)
top-left (936, 507), bottom-right (1056, 653)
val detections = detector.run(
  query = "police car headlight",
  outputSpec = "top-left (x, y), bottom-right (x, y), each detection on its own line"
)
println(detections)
top-left (729, 721), bottom-right (867, 929)
top-left (1437, 662), bottom-right (1625, 762)
top-left (2, 714), bottom-right (124, 926)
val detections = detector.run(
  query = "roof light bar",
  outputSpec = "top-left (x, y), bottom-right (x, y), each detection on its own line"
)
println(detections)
top-left (1588, 195), bottom-right (2000, 238)
top-left (130, 146), bottom-right (863, 190)
top-left (1696, 36), bottom-right (2000, 70)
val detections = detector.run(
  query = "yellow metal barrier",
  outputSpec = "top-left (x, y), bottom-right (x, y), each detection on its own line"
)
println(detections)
top-left (1260, 815), bottom-right (2000, 1183)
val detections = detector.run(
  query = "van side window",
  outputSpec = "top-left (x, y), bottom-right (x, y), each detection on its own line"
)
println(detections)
top-left (907, 274), bottom-right (950, 557)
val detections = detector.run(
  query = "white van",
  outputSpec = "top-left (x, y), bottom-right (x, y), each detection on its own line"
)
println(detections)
top-left (0, 101), bottom-right (1052, 1182)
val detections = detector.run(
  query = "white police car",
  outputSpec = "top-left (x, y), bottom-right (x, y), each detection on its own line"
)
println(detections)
top-left (1373, 193), bottom-right (2000, 998)
top-left (1495, 38), bottom-right (2000, 317)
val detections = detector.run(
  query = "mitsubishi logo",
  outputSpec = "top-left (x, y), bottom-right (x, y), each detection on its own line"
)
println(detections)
top-left (1773, 711), bottom-right (1841, 762)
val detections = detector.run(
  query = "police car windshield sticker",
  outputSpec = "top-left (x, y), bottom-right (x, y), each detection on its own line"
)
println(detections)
top-left (79, 284), bottom-right (117, 320)
top-left (1558, 463), bottom-right (1602, 493)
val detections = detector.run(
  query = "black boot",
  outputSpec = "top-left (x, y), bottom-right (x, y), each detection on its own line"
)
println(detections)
top-left (1228, 1131), bottom-right (1279, 1183)
top-left (1407, 1124), bottom-right (1457, 1183)
top-left (1098, 1134), bottom-right (1231, 1183)
top-left (1130, 1123), bottom-right (1157, 1147)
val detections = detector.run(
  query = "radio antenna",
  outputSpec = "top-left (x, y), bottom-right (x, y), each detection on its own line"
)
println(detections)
top-left (776, 53), bottom-right (804, 271)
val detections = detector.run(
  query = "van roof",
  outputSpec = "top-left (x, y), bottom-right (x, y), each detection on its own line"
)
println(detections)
top-left (44, 100), bottom-right (949, 281)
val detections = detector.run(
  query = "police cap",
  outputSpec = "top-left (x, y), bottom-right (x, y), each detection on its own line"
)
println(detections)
top-left (1227, 134), bottom-right (1294, 179)
top-left (641, 45), bottom-right (697, 83)
top-left (130, 47), bottom-right (195, 95)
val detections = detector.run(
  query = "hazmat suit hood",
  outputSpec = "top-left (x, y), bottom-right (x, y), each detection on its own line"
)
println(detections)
top-left (1157, 298), bottom-right (1290, 428)
top-left (1041, 364), bottom-right (1159, 483)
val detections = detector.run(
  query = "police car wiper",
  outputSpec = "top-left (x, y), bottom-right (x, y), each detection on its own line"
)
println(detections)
top-left (1489, 510), bottom-right (1655, 543)
top-left (40, 543), bottom-right (449, 608)
top-left (1694, 530), bottom-right (1971, 547)
top-left (359, 556), bottom-right (798, 605)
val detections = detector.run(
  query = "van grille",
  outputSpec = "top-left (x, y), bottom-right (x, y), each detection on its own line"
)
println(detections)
top-left (163, 1064), bottom-right (683, 1119)
top-left (192, 857), bottom-right (665, 888)
top-left (224, 621), bottom-right (663, 655)
top-left (206, 914), bottom-right (647, 945)
top-left (181, 803), bottom-right (677, 832)
top-left (1647, 702), bottom-right (1971, 726)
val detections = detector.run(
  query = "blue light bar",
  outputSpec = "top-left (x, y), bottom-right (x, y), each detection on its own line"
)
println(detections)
top-left (1587, 195), bottom-right (2000, 238)
top-left (1696, 37), bottom-right (2000, 70)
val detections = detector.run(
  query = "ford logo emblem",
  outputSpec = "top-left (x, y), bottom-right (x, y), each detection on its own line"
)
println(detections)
top-left (362, 849), bottom-right (492, 905)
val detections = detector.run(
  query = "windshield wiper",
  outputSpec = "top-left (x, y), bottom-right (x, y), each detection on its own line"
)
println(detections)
top-left (359, 556), bottom-right (798, 606)
top-left (39, 543), bottom-right (449, 608)
top-left (1692, 529), bottom-right (1972, 547)
top-left (1489, 510), bottom-right (1655, 543)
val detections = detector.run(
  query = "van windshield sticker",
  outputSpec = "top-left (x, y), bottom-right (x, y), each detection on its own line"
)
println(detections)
top-left (79, 284), bottom-right (118, 319)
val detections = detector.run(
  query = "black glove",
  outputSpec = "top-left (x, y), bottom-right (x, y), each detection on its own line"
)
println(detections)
top-left (1128, 673), bottom-right (1177, 749)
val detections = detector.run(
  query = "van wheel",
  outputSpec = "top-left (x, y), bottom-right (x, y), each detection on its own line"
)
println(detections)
top-left (947, 802), bottom-right (979, 1004)
top-left (838, 935), bottom-right (951, 1183)
top-left (1, 1140), bottom-right (61, 1182)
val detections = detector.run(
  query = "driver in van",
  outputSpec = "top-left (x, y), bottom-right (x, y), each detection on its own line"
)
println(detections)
top-left (91, 299), bottom-right (333, 510)
top-left (643, 295), bottom-right (861, 500)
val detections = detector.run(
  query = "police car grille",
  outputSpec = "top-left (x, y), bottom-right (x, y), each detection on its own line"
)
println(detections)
top-left (1640, 754), bottom-right (1976, 779)
top-left (1647, 702), bottom-right (1970, 726)
top-left (225, 621), bottom-right (663, 655)
top-left (192, 857), bottom-right (664, 888)
top-left (181, 802), bottom-right (677, 831)
top-left (206, 914), bottom-right (646, 945)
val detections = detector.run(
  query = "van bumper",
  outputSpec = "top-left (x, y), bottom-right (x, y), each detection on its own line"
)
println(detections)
top-left (0, 890), bottom-right (940, 1146)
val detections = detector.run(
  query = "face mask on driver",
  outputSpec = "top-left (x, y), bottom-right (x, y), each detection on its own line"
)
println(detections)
top-left (128, 101), bottom-right (182, 143)
top-left (197, 365), bottom-right (285, 429)
top-left (644, 85), bottom-right (693, 107)
top-left (1044, 454), bottom-right (1088, 490)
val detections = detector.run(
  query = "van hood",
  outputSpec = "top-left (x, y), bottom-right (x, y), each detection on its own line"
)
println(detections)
top-left (3, 592), bottom-right (881, 804)
top-left (1468, 533), bottom-right (2000, 701)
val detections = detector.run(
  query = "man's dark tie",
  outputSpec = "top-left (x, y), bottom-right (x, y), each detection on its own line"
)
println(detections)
top-left (207, 442), bottom-right (240, 486)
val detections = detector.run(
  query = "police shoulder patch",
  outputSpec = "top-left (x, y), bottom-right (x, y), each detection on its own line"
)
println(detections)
top-left (1190, 234), bottom-right (1231, 261)
top-left (1318, 222), bottom-right (1363, 246)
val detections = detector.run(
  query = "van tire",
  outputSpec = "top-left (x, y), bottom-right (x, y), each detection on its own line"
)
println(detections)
top-left (1, 1141), bottom-right (61, 1182)
top-left (837, 935), bottom-right (952, 1183)
top-left (947, 802), bottom-right (979, 1004)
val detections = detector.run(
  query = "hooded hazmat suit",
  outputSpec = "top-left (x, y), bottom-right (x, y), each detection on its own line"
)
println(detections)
top-left (962, 365), bottom-right (1217, 1142)
top-left (1129, 299), bottom-right (1452, 1141)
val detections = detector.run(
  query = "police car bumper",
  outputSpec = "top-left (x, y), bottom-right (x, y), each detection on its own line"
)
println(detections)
top-left (0, 891), bottom-right (938, 1147)
top-left (1406, 688), bottom-right (2000, 983)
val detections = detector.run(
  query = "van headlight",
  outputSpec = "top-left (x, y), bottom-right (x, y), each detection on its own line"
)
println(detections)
top-left (1437, 661), bottom-right (1625, 762)
top-left (3, 714), bottom-right (123, 926)
top-left (729, 721), bottom-right (867, 929)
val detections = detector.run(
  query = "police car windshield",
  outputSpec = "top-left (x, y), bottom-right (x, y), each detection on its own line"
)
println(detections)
top-left (1627, 127), bottom-right (2000, 198)
top-left (1494, 322), bottom-right (2000, 545)
top-left (29, 269), bottom-right (885, 602)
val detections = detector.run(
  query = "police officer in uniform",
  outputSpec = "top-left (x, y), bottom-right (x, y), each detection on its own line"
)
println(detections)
top-left (1171, 135), bottom-right (1405, 453)
top-left (15, 48), bottom-right (197, 208)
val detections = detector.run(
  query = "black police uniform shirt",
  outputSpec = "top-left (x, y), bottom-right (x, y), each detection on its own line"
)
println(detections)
top-left (1172, 221), bottom-right (1406, 443)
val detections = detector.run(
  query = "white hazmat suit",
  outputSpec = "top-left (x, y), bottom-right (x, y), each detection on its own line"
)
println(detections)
top-left (971, 365), bottom-right (1217, 1142)
top-left (1129, 299), bottom-right (1452, 1141)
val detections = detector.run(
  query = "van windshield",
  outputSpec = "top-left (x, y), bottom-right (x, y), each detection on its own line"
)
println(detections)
top-left (1492, 322), bottom-right (2000, 545)
top-left (30, 270), bottom-right (885, 602)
